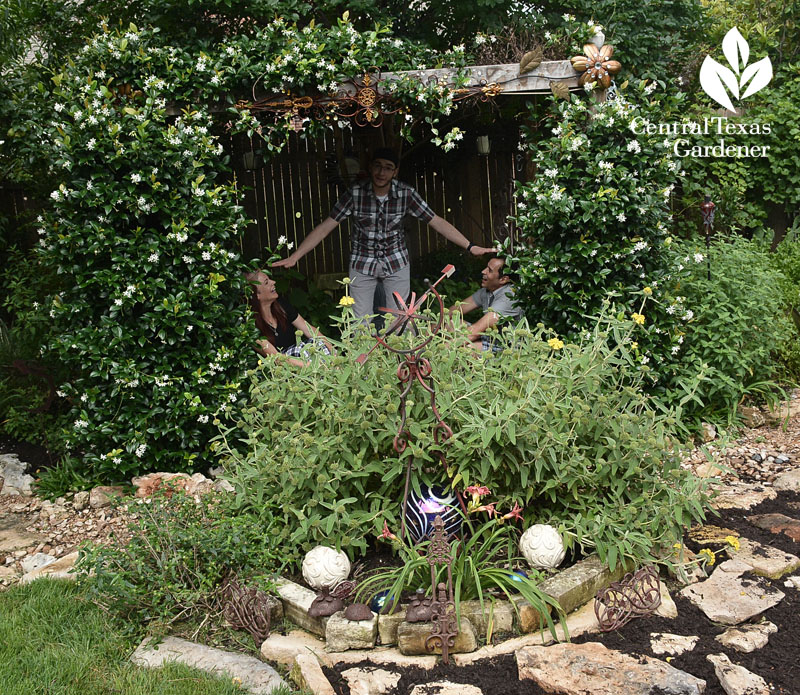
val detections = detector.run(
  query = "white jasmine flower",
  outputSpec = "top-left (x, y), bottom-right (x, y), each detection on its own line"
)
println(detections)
top-left (683, 310), bottom-right (694, 321)
top-left (693, 253), bottom-right (704, 263)
top-left (617, 213), bottom-right (626, 222)
top-left (130, 173), bottom-right (141, 183)
top-left (148, 252), bottom-right (159, 262)
top-left (74, 419), bottom-right (89, 428)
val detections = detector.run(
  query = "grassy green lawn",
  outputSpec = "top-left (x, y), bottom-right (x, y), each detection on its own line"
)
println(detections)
top-left (0, 578), bottom-right (293, 695)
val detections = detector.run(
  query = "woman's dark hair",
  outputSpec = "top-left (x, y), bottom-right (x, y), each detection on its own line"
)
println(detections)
top-left (247, 271), bottom-right (289, 346)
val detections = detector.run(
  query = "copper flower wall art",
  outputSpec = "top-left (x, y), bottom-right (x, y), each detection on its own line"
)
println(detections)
top-left (570, 44), bottom-right (622, 88)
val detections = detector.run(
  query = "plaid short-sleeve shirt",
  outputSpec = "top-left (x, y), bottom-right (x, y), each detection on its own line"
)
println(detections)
top-left (330, 179), bottom-right (435, 276)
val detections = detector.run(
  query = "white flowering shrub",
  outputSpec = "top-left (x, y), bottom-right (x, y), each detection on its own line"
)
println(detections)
top-left (508, 85), bottom-right (694, 394)
top-left (33, 27), bottom-right (255, 479)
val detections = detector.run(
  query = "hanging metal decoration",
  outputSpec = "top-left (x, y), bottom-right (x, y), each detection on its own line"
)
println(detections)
top-left (570, 44), bottom-right (622, 88)
top-left (594, 565), bottom-right (662, 632)
top-left (237, 71), bottom-right (504, 128)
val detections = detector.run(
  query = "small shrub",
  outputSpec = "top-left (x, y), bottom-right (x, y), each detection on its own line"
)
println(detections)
top-left (223, 307), bottom-right (710, 571)
top-left (659, 235), bottom-right (792, 421)
top-left (76, 489), bottom-right (282, 632)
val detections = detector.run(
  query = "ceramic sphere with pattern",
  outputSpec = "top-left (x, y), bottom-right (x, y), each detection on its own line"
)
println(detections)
top-left (519, 524), bottom-right (566, 569)
top-left (301, 545), bottom-right (351, 589)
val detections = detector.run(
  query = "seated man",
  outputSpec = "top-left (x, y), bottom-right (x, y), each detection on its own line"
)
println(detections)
top-left (449, 256), bottom-right (523, 351)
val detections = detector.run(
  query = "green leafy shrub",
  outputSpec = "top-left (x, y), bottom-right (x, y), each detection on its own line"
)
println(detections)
top-left (223, 308), bottom-right (710, 571)
top-left (76, 489), bottom-right (281, 631)
top-left (766, 228), bottom-right (800, 379)
top-left (662, 235), bottom-right (791, 421)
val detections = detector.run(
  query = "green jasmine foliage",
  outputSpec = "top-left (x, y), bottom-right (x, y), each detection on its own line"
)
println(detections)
top-left (224, 310), bottom-right (710, 570)
top-left (508, 85), bottom-right (689, 390)
top-left (0, 578), bottom-right (252, 695)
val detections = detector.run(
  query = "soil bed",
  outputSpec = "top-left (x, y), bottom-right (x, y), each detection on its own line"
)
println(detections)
top-left (325, 653), bottom-right (549, 695)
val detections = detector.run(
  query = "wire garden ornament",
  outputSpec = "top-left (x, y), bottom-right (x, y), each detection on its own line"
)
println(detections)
top-left (594, 565), bottom-right (662, 632)
top-left (222, 577), bottom-right (275, 645)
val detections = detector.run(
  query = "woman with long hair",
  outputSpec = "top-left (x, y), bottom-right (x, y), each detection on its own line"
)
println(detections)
top-left (246, 270), bottom-right (332, 367)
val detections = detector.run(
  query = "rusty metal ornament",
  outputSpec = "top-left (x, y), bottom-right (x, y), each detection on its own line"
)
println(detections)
top-left (594, 565), bottom-right (662, 632)
top-left (238, 70), bottom-right (503, 129)
top-left (343, 603), bottom-right (374, 621)
top-left (406, 588), bottom-right (433, 623)
top-left (308, 586), bottom-right (345, 618)
top-left (570, 44), bottom-right (622, 88)
top-left (355, 265), bottom-right (467, 545)
top-left (222, 577), bottom-right (275, 645)
top-left (424, 516), bottom-right (458, 664)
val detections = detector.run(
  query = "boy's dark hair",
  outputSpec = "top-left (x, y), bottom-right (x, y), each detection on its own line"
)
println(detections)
top-left (371, 147), bottom-right (399, 167)
top-left (497, 256), bottom-right (519, 284)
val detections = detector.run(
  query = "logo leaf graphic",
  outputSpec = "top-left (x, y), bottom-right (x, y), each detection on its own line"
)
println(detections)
top-left (722, 27), bottom-right (749, 74)
top-left (740, 56), bottom-right (773, 99)
top-left (699, 56), bottom-right (739, 111)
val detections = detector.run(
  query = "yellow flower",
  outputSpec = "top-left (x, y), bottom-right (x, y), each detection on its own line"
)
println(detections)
top-left (698, 548), bottom-right (715, 566)
top-left (547, 337), bottom-right (564, 350)
top-left (630, 341), bottom-right (638, 350)
top-left (339, 295), bottom-right (355, 306)
top-left (643, 287), bottom-right (653, 296)
top-left (232, 677), bottom-right (242, 688)
top-left (631, 313), bottom-right (645, 325)
top-left (725, 535), bottom-right (740, 551)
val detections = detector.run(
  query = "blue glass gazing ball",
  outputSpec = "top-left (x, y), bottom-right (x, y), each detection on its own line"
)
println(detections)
top-left (403, 485), bottom-right (462, 544)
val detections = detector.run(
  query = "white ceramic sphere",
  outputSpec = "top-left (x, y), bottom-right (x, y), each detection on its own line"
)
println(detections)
top-left (520, 524), bottom-right (566, 569)
top-left (302, 546), bottom-right (351, 589)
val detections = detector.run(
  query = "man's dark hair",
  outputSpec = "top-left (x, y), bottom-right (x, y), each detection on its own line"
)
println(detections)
top-left (496, 256), bottom-right (519, 284)
top-left (372, 147), bottom-right (399, 167)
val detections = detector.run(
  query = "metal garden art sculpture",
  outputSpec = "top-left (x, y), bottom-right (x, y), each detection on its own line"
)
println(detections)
top-left (356, 264), bottom-right (462, 662)
top-left (594, 565), bottom-right (662, 632)
top-left (237, 71), bottom-right (503, 131)
top-left (222, 577), bottom-right (275, 645)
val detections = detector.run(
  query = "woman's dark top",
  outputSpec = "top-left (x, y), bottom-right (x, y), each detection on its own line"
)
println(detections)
top-left (254, 297), bottom-right (299, 351)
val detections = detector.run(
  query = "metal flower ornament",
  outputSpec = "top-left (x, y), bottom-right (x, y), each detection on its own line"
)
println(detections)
top-left (570, 44), bottom-right (622, 88)
top-left (699, 27), bottom-right (773, 114)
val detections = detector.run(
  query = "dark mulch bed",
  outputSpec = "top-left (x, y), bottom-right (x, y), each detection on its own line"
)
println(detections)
top-left (324, 490), bottom-right (800, 694)
top-left (325, 653), bottom-right (548, 695)
top-left (691, 489), bottom-right (800, 558)
top-left (0, 436), bottom-right (55, 472)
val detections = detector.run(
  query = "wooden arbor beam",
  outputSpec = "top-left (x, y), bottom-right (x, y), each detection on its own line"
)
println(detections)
top-left (376, 60), bottom-right (580, 96)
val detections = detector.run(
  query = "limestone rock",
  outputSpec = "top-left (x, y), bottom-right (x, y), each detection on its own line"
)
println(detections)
top-left (397, 617), bottom-right (476, 656)
top-left (72, 491), bottom-right (90, 511)
top-left (408, 683), bottom-right (483, 695)
top-left (0, 454), bottom-right (35, 496)
top-left (512, 554), bottom-right (626, 632)
top-left (131, 636), bottom-right (285, 694)
top-left (275, 577), bottom-right (329, 637)
top-left (650, 633), bottom-right (699, 656)
top-left (784, 576), bottom-right (800, 590)
top-left (680, 559), bottom-right (784, 624)
top-left (738, 405), bottom-right (765, 428)
top-left (291, 653), bottom-right (335, 695)
top-left (459, 599), bottom-right (514, 636)
top-left (710, 482), bottom-right (776, 510)
top-left (20, 552), bottom-right (56, 574)
top-left (727, 537), bottom-right (800, 578)
top-left (747, 513), bottom-right (800, 542)
top-left (701, 422), bottom-right (717, 442)
top-left (0, 528), bottom-right (44, 555)
top-left (326, 610), bottom-right (377, 652)
top-left (341, 667), bottom-right (401, 695)
top-left (688, 525), bottom-right (739, 546)
top-left (707, 653), bottom-right (769, 695)
top-left (377, 608), bottom-right (406, 646)
top-left (773, 469), bottom-right (800, 492)
top-left (715, 622), bottom-right (777, 653)
top-left (517, 642), bottom-right (706, 695)
top-left (260, 630), bottom-right (328, 667)
top-left (655, 584), bottom-right (679, 619)
top-left (89, 485), bottom-right (124, 509)
top-left (20, 551), bottom-right (79, 584)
